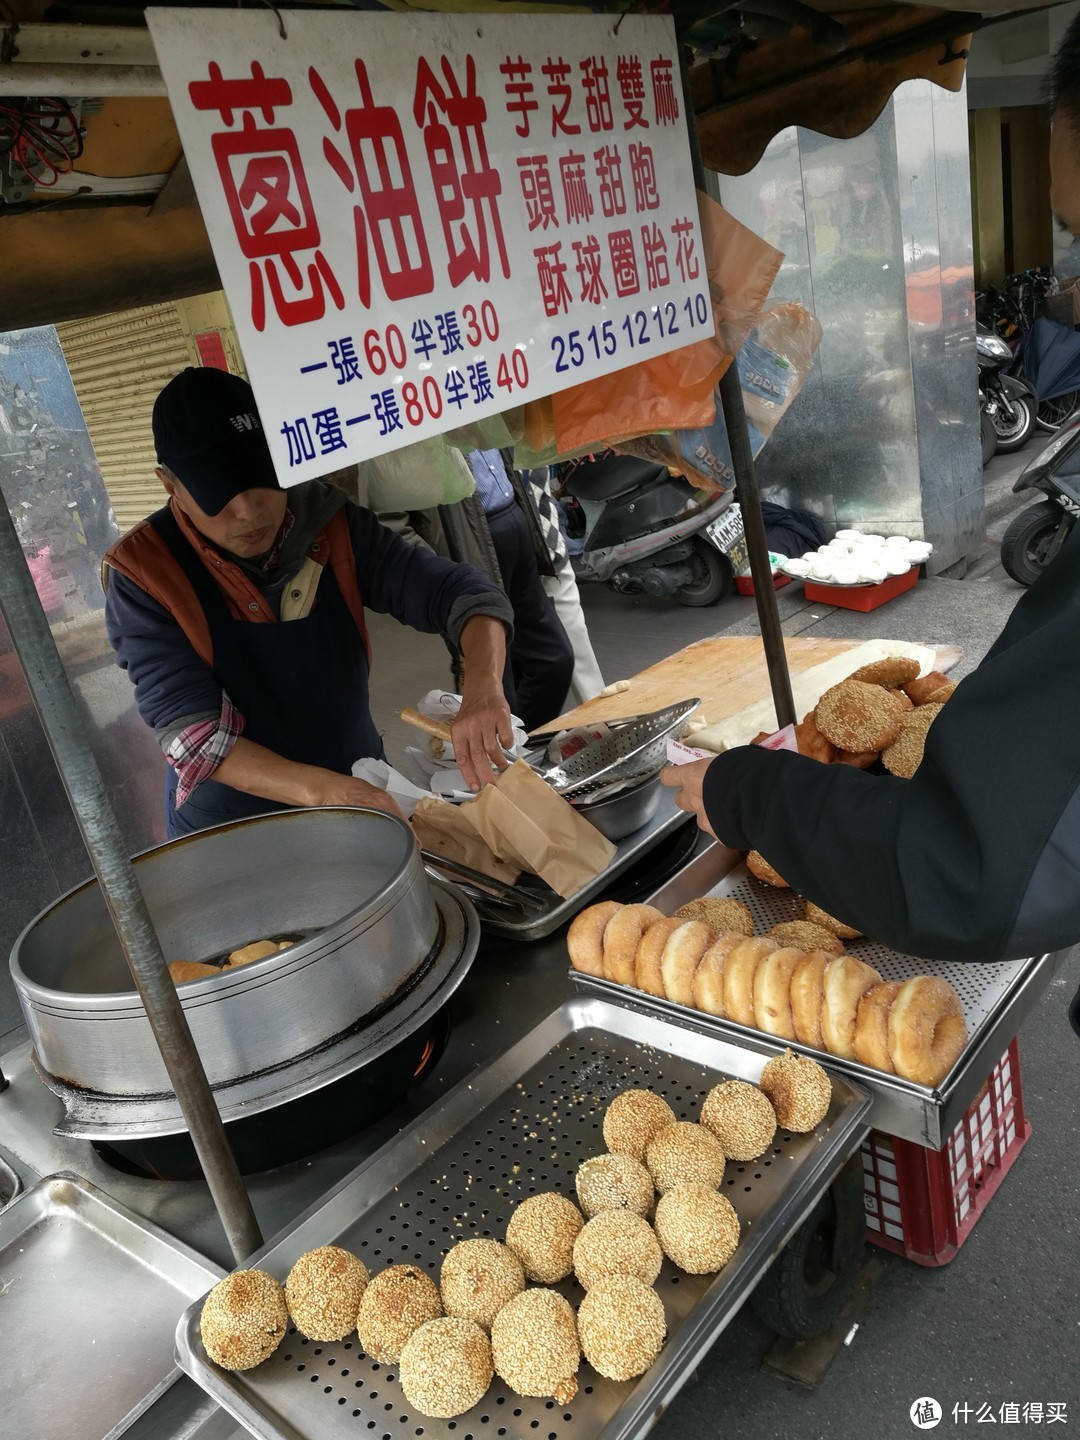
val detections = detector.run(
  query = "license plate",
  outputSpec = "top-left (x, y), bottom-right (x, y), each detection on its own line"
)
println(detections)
top-left (707, 509), bottom-right (744, 551)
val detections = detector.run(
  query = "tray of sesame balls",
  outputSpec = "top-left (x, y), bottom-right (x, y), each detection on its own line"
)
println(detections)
top-left (175, 998), bottom-right (870, 1440)
top-left (566, 833), bottom-right (1066, 1148)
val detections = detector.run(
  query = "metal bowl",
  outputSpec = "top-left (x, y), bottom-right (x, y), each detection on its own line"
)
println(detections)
top-left (574, 774), bottom-right (663, 840)
top-left (10, 808), bottom-right (479, 1137)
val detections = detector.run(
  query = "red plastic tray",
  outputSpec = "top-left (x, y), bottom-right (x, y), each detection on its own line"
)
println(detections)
top-left (803, 566), bottom-right (918, 612)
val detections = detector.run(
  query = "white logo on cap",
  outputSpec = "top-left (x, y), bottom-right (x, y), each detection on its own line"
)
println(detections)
top-left (230, 412), bottom-right (260, 433)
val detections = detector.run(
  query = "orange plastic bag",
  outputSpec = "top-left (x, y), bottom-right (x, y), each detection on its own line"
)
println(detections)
top-left (544, 192), bottom-right (783, 455)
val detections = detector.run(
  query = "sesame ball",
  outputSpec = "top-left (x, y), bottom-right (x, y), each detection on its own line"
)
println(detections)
top-left (644, 1121), bottom-right (726, 1194)
top-left (759, 1050), bottom-right (832, 1132)
top-left (577, 1275), bottom-right (666, 1380)
top-left (491, 1288), bottom-right (580, 1404)
top-left (602, 1089), bottom-right (677, 1161)
top-left (357, 1264), bottom-right (442, 1363)
top-left (505, 1192), bottom-right (584, 1284)
top-left (399, 1316), bottom-right (493, 1418)
top-left (573, 1210), bottom-right (663, 1291)
top-left (699, 1079), bottom-right (777, 1160)
top-left (440, 1239), bottom-right (525, 1331)
top-left (575, 1153), bottom-right (654, 1220)
top-left (654, 1183), bottom-right (740, 1274)
top-left (199, 1269), bottom-right (288, 1371)
top-left (285, 1245), bottom-right (370, 1342)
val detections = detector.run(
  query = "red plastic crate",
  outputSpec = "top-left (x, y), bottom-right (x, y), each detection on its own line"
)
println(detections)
top-left (803, 565), bottom-right (918, 612)
top-left (734, 572), bottom-right (791, 596)
top-left (860, 1038), bottom-right (1029, 1266)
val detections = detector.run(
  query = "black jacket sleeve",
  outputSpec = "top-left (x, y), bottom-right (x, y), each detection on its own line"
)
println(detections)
top-left (702, 522), bottom-right (1080, 963)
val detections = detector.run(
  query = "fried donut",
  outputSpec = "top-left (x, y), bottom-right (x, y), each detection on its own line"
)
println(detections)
top-left (902, 670), bottom-right (949, 705)
top-left (635, 918), bottom-right (681, 998)
top-left (804, 900), bottom-right (863, 941)
top-left (673, 896), bottom-right (755, 936)
top-left (603, 904), bottom-right (665, 986)
top-left (888, 689), bottom-right (915, 712)
top-left (169, 960), bottom-right (220, 984)
top-left (567, 901), bottom-right (622, 978)
top-left (849, 656), bottom-right (921, 688)
top-left (793, 713), bottom-right (837, 764)
top-left (888, 976), bottom-right (968, 1087)
top-left (752, 947), bottom-right (805, 1040)
top-left (853, 980), bottom-right (901, 1073)
top-left (660, 920), bottom-right (713, 1006)
top-left (767, 920), bottom-right (844, 955)
top-left (834, 749), bottom-right (879, 769)
top-left (821, 955), bottom-right (883, 1060)
top-left (691, 933), bottom-right (745, 1017)
top-left (925, 682), bottom-right (956, 705)
top-left (789, 952), bottom-right (834, 1050)
top-left (815, 679), bottom-right (905, 753)
top-left (881, 702), bottom-right (943, 778)
top-left (722, 937), bottom-right (775, 1027)
top-left (745, 851), bottom-right (788, 887)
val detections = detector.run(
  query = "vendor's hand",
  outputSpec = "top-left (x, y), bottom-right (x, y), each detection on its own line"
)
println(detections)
top-left (307, 770), bottom-right (408, 823)
top-left (660, 759), bottom-right (718, 840)
top-left (452, 683), bottom-right (515, 791)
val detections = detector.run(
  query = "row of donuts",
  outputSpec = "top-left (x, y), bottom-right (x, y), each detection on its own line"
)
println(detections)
top-left (567, 899), bottom-right (968, 1087)
top-left (198, 1064), bottom-right (828, 1420)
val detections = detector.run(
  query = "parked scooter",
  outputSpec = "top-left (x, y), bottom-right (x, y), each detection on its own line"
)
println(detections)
top-left (978, 324), bottom-right (1037, 454)
top-left (556, 453), bottom-right (737, 606)
top-left (999, 412), bottom-right (1080, 585)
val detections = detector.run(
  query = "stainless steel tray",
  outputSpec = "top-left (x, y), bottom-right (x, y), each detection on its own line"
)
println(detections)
top-left (0, 1172), bottom-right (224, 1440)
top-left (175, 997), bottom-right (871, 1440)
top-left (569, 840), bottom-right (1069, 1148)
top-left (478, 789), bottom-right (689, 941)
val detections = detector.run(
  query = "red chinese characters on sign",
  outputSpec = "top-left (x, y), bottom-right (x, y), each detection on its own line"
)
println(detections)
top-left (190, 61), bottom-right (344, 330)
top-left (414, 55), bottom-right (511, 288)
top-left (609, 230), bottom-right (640, 297)
top-left (594, 145), bottom-right (626, 217)
top-left (616, 57), bottom-right (648, 130)
top-left (672, 215), bottom-right (700, 281)
top-left (580, 57), bottom-right (613, 132)
top-left (629, 142), bottom-right (659, 212)
top-left (518, 155), bottom-right (558, 231)
top-left (651, 57), bottom-right (679, 126)
top-left (312, 62), bottom-right (434, 309)
top-left (501, 56), bottom-right (538, 138)
top-left (560, 151), bottom-right (594, 225)
top-left (534, 243), bottom-right (573, 316)
top-left (543, 57), bottom-right (581, 136)
top-left (573, 235), bottom-right (608, 303)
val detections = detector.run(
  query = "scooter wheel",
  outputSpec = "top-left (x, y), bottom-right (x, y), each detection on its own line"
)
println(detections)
top-left (980, 410), bottom-right (997, 467)
top-left (674, 537), bottom-right (732, 606)
top-left (1036, 390), bottom-right (1080, 433)
top-left (993, 395), bottom-right (1036, 452)
top-left (1000, 500), bottom-right (1070, 586)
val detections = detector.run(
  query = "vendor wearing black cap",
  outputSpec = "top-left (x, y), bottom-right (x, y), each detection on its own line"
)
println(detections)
top-left (103, 366), bottom-right (514, 838)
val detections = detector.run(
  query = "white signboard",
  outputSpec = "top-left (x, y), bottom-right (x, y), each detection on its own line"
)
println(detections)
top-left (147, 9), bottom-right (708, 484)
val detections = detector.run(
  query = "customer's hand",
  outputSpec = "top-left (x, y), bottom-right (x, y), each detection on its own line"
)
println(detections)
top-left (453, 683), bottom-right (515, 791)
top-left (659, 759), bottom-right (718, 839)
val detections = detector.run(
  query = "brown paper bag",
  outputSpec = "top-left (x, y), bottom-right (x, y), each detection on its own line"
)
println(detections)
top-left (411, 795), bottom-right (522, 885)
top-left (412, 761), bottom-right (616, 898)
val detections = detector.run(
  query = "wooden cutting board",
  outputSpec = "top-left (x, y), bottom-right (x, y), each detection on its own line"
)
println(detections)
top-left (543, 635), bottom-right (960, 736)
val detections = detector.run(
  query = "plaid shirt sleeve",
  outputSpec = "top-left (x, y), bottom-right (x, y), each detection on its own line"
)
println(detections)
top-left (165, 694), bottom-right (245, 809)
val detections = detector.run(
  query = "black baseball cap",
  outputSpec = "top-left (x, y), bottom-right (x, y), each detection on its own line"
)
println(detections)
top-left (152, 367), bottom-right (282, 516)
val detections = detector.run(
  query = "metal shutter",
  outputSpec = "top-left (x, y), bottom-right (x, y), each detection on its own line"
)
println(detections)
top-left (57, 304), bottom-right (194, 533)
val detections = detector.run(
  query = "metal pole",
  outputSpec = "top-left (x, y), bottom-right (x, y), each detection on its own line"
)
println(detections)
top-left (0, 485), bottom-right (262, 1264)
top-left (676, 32), bottom-right (797, 731)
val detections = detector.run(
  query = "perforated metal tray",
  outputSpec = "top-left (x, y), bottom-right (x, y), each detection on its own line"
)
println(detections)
top-left (569, 842), bottom-right (1069, 1147)
top-left (175, 998), bottom-right (871, 1440)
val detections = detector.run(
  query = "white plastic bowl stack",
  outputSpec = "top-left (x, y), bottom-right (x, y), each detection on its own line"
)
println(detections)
top-left (781, 529), bottom-right (933, 587)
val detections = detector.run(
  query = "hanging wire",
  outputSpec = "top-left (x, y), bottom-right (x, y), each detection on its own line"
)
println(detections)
top-left (0, 97), bottom-right (83, 186)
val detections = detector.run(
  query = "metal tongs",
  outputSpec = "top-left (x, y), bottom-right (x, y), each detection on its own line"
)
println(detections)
top-left (420, 849), bottom-right (550, 915)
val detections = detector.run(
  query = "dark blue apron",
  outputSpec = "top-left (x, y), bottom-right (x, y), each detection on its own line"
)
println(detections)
top-left (151, 509), bottom-right (383, 837)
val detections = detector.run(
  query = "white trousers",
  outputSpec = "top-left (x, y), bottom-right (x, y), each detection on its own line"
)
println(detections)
top-left (541, 564), bottom-right (606, 706)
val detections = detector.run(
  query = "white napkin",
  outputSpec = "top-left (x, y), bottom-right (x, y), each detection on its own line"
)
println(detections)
top-left (350, 757), bottom-right (432, 818)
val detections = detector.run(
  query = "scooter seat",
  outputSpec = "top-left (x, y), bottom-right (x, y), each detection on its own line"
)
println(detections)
top-left (563, 454), bottom-right (670, 501)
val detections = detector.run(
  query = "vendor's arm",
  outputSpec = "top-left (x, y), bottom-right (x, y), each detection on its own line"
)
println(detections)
top-left (212, 738), bottom-right (405, 818)
top-left (452, 614), bottom-right (514, 790)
